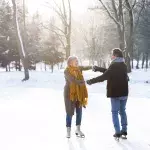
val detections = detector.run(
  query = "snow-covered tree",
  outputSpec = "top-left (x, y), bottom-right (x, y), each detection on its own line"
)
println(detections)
top-left (11, 0), bottom-right (29, 81)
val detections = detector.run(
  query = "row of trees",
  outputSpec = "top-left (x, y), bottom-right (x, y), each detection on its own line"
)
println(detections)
top-left (0, 0), bottom-right (150, 81)
top-left (0, 0), bottom-right (65, 80)
top-left (135, 0), bottom-right (150, 69)
top-left (84, 0), bottom-right (150, 72)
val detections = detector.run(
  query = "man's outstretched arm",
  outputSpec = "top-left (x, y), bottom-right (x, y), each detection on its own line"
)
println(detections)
top-left (87, 65), bottom-right (113, 85)
top-left (93, 66), bottom-right (107, 73)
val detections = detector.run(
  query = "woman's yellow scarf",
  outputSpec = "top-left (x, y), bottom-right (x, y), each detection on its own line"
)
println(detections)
top-left (66, 66), bottom-right (88, 107)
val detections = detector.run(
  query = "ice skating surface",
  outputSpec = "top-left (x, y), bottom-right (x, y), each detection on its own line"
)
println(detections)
top-left (0, 69), bottom-right (150, 150)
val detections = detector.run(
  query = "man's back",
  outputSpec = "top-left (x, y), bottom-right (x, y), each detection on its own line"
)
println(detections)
top-left (107, 62), bottom-right (128, 97)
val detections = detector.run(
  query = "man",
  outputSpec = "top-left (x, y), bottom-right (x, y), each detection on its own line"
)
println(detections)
top-left (87, 48), bottom-right (129, 140)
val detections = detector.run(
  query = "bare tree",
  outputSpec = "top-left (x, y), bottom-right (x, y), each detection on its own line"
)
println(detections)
top-left (125, 0), bottom-right (146, 69)
top-left (97, 0), bottom-right (145, 72)
top-left (44, 0), bottom-right (72, 59)
top-left (11, 0), bottom-right (29, 81)
top-left (98, 0), bottom-right (133, 72)
top-left (99, 0), bottom-right (126, 50)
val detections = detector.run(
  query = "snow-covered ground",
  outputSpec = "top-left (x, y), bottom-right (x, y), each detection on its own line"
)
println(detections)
top-left (0, 69), bottom-right (150, 150)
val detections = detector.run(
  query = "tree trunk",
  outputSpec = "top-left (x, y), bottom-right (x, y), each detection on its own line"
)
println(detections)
top-left (11, 0), bottom-right (29, 81)
top-left (22, 0), bottom-right (29, 81)
top-left (127, 55), bottom-right (131, 73)
top-left (118, 26), bottom-right (131, 73)
top-left (125, 0), bottom-right (134, 71)
top-left (40, 63), bottom-right (42, 71)
top-left (103, 61), bottom-right (106, 68)
top-left (146, 53), bottom-right (149, 69)
top-left (60, 62), bottom-right (63, 69)
top-left (118, 26), bottom-right (125, 51)
top-left (131, 53), bottom-right (134, 69)
top-left (8, 63), bottom-right (11, 72)
top-left (132, 59), bottom-right (134, 69)
top-left (35, 64), bottom-right (36, 71)
top-left (136, 49), bottom-right (140, 69)
top-left (142, 53), bottom-right (145, 69)
top-left (65, 44), bottom-right (71, 58)
top-left (22, 57), bottom-right (29, 80)
top-left (98, 59), bottom-right (102, 67)
top-left (51, 64), bottom-right (54, 73)
top-left (6, 66), bottom-right (8, 72)
top-left (118, 2), bottom-right (131, 73)
top-left (15, 61), bottom-right (17, 71)
top-left (136, 59), bottom-right (139, 69)
top-left (19, 59), bottom-right (21, 71)
top-left (45, 63), bottom-right (47, 71)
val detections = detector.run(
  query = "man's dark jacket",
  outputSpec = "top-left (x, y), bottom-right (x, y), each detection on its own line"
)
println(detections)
top-left (88, 62), bottom-right (129, 98)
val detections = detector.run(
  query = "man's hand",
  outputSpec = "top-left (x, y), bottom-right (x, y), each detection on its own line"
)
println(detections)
top-left (92, 66), bottom-right (99, 72)
top-left (86, 80), bottom-right (92, 85)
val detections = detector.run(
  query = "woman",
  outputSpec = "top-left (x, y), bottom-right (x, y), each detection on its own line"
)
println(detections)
top-left (64, 56), bottom-right (91, 138)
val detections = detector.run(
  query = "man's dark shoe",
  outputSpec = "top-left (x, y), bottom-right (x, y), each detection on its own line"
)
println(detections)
top-left (113, 133), bottom-right (121, 141)
top-left (121, 131), bottom-right (127, 139)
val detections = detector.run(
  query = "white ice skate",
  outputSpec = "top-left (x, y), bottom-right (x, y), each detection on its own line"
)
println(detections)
top-left (66, 127), bottom-right (71, 138)
top-left (75, 125), bottom-right (85, 138)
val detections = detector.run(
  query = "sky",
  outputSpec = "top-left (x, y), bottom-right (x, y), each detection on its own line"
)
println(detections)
top-left (26, 0), bottom-right (96, 17)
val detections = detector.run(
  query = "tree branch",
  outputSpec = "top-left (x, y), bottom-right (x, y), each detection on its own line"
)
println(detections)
top-left (44, 2), bottom-right (68, 26)
top-left (132, 0), bottom-right (137, 9)
top-left (62, 0), bottom-right (67, 25)
top-left (99, 0), bottom-right (120, 26)
top-left (118, 0), bottom-right (123, 22)
top-left (67, 0), bottom-right (72, 41)
top-left (50, 24), bottom-right (66, 35)
top-left (134, 0), bottom-right (145, 32)
top-left (52, 0), bottom-right (64, 16)
top-left (68, 0), bottom-right (71, 27)
top-left (41, 24), bottom-right (65, 38)
top-left (111, 0), bottom-right (119, 21)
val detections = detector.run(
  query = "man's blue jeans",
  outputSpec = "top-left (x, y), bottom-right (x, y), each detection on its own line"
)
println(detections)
top-left (66, 107), bottom-right (82, 127)
top-left (111, 97), bottom-right (128, 134)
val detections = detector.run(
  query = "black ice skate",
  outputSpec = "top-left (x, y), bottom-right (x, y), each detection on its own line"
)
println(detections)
top-left (113, 133), bottom-right (121, 141)
top-left (121, 131), bottom-right (127, 139)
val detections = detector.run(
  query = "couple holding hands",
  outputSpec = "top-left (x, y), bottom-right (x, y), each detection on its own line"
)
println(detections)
top-left (64, 48), bottom-right (129, 140)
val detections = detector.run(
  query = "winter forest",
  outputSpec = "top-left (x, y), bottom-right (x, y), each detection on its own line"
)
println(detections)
top-left (0, 0), bottom-right (150, 79)
top-left (0, 0), bottom-right (150, 150)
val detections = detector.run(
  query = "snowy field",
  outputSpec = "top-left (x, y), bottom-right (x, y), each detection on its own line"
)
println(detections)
top-left (0, 69), bottom-right (150, 150)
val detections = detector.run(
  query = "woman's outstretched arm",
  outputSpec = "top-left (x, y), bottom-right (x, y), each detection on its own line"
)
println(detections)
top-left (79, 66), bottom-right (92, 71)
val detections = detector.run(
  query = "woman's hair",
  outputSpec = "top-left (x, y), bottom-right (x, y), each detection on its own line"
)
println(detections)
top-left (67, 56), bottom-right (78, 66)
top-left (112, 48), bottom-right (123, 58)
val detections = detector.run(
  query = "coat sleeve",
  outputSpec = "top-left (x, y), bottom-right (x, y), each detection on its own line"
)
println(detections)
top-left (79, 66), bottom-right (92, 71)
top-left (64, 70), bottom-right (85, 85)
top-left (88, 65), bottom-right (113, 84)
top-left (95, 66), bottom-right (107, 73)
top-left (127, 75), bottom-right (130, 81)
